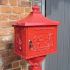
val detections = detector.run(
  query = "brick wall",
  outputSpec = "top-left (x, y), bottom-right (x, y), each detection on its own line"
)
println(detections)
top-left (0, 0), bottom-right (32, 70)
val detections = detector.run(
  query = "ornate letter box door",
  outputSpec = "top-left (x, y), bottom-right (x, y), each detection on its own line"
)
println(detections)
top-left (26, 26), bottom-right (57, 59)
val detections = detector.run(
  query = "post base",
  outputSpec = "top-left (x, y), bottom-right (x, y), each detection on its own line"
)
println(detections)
top-left (27, 56), bottom-right (46, 70)
top-left (29, 63), bottom-right (41, 70)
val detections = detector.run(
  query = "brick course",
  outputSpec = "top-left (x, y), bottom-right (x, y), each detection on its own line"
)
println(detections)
top-left (9, 0), bottom-right (18, 6)
top-left (0, 6), bottom-right (11, 13)
top-left (0, 14), bottom-right (9, 21)
top-left (0, 21), bottom-right (12, 28)
top-left (0, 0), bottom-right (9, 5)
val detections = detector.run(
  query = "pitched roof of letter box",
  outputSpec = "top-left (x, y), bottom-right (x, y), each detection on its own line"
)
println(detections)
top-left (13, 5), bottom-right (60, 26)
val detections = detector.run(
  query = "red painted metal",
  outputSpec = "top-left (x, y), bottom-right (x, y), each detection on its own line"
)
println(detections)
top-left (25, 26), bottom-right (57, 59)
top-left (13, 5), bottom-right (60, 70)
top-left (27, 56), bottom-right (46, 70)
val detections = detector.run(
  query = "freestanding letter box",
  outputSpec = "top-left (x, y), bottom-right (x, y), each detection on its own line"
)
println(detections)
top-left (13, 5), bottom-right (60, 70)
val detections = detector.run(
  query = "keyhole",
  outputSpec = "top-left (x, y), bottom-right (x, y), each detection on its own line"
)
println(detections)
top-left (29, 40), bottom-right (33, 49)
top-left (18, 37), bottom-right (22, 51)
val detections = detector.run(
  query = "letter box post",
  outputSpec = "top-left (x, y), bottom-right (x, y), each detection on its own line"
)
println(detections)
top-left (13, 5), bottom-right (60, 70)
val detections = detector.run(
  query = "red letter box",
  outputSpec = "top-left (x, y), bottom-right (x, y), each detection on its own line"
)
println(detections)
top-left (13, 6), bottom-right (59, 60)
top-left (13, 5), bottom-right (60, 70)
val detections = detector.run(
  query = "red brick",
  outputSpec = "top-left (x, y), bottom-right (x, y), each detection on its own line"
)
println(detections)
top-left (0, 21), bottom-right (12, 28)
top-left (0, 14), bottom-right (9, 21)
top-left (13, 67), bottom-right (21, 70)
top-left (2, 56), bottom-right (13, 68)
top-left (12, 61), bottom-right (20, 68)
top-left (19, 1), bottom-right (31, 7)
top-left (9, 0), bottom-right (18, 6)
top-left (25, 7), bottom-right (31, 13)
top-left (0, 40), bottom-right (6, 50)
top-left (0, 27), bottom-right (14, 36)
top-left (21, 65), bottom-right (27, 70)
top-left (12, 7), bottom-right (24, 14)
top-left (0, 0), bottom-right (8, 5)
top-left (19, 13), bottom-right (26, 19)
top-left (0, 6), bottom-right (11, 13)
top-left (20, 60), bottom-right (27, 66)
top-left (9, 14), bottom-right (19, 20)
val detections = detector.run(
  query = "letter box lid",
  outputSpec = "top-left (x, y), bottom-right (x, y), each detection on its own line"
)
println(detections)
top-left (13, 5), bottom-right (60, 26)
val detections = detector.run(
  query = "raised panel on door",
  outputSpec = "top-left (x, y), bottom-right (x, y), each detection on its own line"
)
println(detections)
top-left (26, 26), bottom-right (57, 59)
